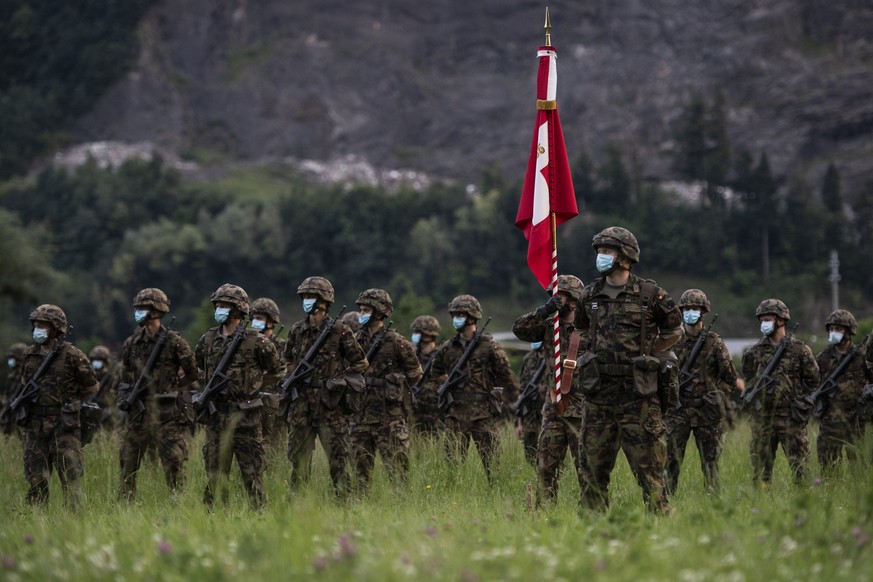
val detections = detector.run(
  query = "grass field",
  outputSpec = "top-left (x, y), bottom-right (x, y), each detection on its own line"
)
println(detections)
top-left (1, 422), bottom-right (871, 581)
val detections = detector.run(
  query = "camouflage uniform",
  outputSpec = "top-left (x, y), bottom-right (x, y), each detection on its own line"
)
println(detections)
top-left (513, 308), bottom-right (586, 505)
top-left (742, 300), bottom-right (819, 485)
top-left (118, 326), bottom-right (197, 499)
top-left (432, 295), bottom-right (519, 483)
top-left (814, 310), bottom-right (873, 473)
top-left (88, 346), bottom-right (121, 433)
top-left (196, 284), bottom-right (283, 509)
top-left (285, 277), bottom-right (368, 496)
top-left (410, 315), bottom-right (444, 435)
top-left (666, 292), bottom-right (738, 493)
top-left (20, 305), bottom-right (98, 507)
top-left (250, 298), bottom-right (286, 450)
top-left (516, 347), bottom-right (549, 467)
top-left (576, 228), bottom-right (682, 513)
top-left (351, 290), bottom-right (422, 490)
top-left (1, 343), bottom-right (27, 436)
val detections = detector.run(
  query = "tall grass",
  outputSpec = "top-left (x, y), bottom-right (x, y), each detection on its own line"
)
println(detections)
top-left (1, 421), bottom-right (871, 580)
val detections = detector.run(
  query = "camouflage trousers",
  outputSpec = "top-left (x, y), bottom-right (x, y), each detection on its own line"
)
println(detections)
top-left (202, 411), bottom-right (267, 509)
top-left (665, 409), bottom-right (724, 494)
top-left (445, 416), bottom-right (501, 483)
top-left (23, 420), bottom-right (83, 507)
top-left (749, 414), bottom-right (809, 485)
top-left (119, 417), bottom-right (189, 500)
top-left (351, 416), bottom-right (410, 491)
top-left (817, 417), bottom-right (865, 474)
top-left (287, 413), bottom-right (350, 497)
top-left (520, 410), bottom-right (543, 468)
top-left (412, 396), bottom-right (446, 435)
top-left (537, 411), bottom-right (583, 506)
top-left (579, 396), bottom-right (670, 513)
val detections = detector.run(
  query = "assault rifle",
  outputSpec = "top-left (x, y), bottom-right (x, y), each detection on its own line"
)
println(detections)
top-left (192, 318), bottom-right (249, 421)
top-left (0, 329), bottom-right (69, 429)
top-left (437, 317), bottom-right (491, 411)
top-left (277, 306), bottom-right (347, 418)
top-left (410, 356), bottom-right (435, 406)
top-left (118, 317), bottom-right (175, 422)
top-left (810, 331), bottom-right (873, 419)
top-left (365, 321), bottom-right (393, 362)
top-left (678, 314), bottom-right (719, 393)
top-left (741, 323), bottom-right (799, 410)
top-left (514, 355), bottom-right (547, 418)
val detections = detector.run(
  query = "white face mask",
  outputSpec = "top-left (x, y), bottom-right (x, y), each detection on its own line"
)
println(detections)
top-left (596, 253), bottom-right (615, 273)
top-left (33, 328), bottom-right (49, 344)
top-left (7, 358), bottom-right (16, 368)
top-left (358, 313), bottom-right (371, 326)
top-left (91, 360), bottom-right (105, 370)
top-left (411, 332), bottom-right (422, 345)
top-left (683, 310), bottom-right (701, 325)
top-left (531, 341), bottom-right (543, 350)
top-left (134, 309), bottom-right (149, 324)
top-left (251, 319), bottom-right (267, 332)
top-left (302, 298), bottom-right (317, 313)
top-left (828, 331), bottom-right (844, 345)
top-left (760, 320), bottom-right (775, 337)
top-left (214, 307), bottom-right (231, 324)
top-left (452, 316), bottom-right (467, 331)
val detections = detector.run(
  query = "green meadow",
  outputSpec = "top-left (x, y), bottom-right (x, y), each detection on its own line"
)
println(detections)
top-left (0, 422), bottom-right (871, 581)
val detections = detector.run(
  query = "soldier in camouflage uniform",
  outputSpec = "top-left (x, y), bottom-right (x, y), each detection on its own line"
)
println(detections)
top-left (513, 274), bottom-right (587, 505)
top-left (576, 227), bottom-right (682, 513)
top-left (88, 346), bottom-right (121, 433)
top-left (432, 295), bottom-right (519, 483)
top-left (250, 297), bottom-right (286, 450)
top-left (285, 276), bottom-right (368, 496)
top-left (814, 309), bottom-right (873, 474)
top-left (351, 289), bottom-right (422, 491)
top-left (515, 342), bottom-right (548, 467)
top-left (410, 315), bottom-right (444, 435)
top-left (118, 288), bottom-right (198, 500)
top-left (742, 299), bottom-right (819, 487)
top-left (665, 289), bottom-right (738, 494)
top-left (195, 284), bottom-right (283, 509)
top-left (1, 342), bottom-right (27, 436)
top-left (19, 305), bottom-right (98, 507)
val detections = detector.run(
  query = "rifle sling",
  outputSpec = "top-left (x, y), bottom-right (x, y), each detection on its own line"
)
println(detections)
top-left (560, 329), bottom-right (582, 395)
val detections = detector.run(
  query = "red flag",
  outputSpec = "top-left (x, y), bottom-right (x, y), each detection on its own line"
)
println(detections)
top-left (515, 45), bottom-right (578, 289)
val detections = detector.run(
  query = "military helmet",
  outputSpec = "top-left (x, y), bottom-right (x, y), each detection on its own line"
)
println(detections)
top-left (826, 309), bottom-right (857, 335)
top-left (7, 342), bottom-right (27, 359)
top-left (679, 289), bottom-right (711, 313)
top-left (89, 345), bottom-right (111, 361)
top-left (340, 311), bottom-right (362, 333)
top-left (591, 226), bottom-right (640, 263)
top-left (133, 288), bottom-right (171, 313)
top-left (251, 297), bottom-right (281, 324)
top-left (29, 304), bottom-right (68, 334)
top-left (211, 283), bottom-right (250, 314)
top-left (547, 274), bottom-right (585, 302)
top-left (448, 295), bottom-right (483, 319)
top-left (411, 315), bottom-right (441, 335)
top-left (297, 276), bottom-right (335, 303)
top-left (755, 298), bottom-right (790, 321)
top-left (356, 288), bottom-right (394, 317)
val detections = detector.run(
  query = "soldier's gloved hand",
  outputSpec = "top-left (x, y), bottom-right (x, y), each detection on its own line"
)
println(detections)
top-left (536, 295), bottom-right (563, 319)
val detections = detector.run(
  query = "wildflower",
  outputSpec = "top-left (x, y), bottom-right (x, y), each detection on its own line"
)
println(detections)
top-left (425, 526), bottom-right (438, 538)
top-left (750, 507), bottom-right (759, 514)
top-left (2, 556), bottom-right (16, 571)
top-left (337, 534), bottom-right (357, 559)
top-left (813, 477), bottom-right (823, 487)
top-left (157, 541), bottom-right (173, 555)
top-left (313, 554), bottom-right (328, 571)
top-left (425, 484), bottom-right (432, 489)
top-left (779, 536), bottom-right (798, 555)
top-left (23, 535), bottom-right (33, 545)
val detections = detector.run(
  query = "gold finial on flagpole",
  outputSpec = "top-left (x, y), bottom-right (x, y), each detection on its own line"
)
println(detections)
top-left (544, 7), bottom-right (552, 46)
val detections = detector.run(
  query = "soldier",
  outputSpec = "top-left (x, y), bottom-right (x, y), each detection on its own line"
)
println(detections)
top-left (19, 305), bottom-right (98, 507)
top-left (341, 311), bottom-right (363, 334)
top-left (351, 289), bottom-right (422, 491)
top-left (117, 288), bottom-right (198, 500)
top-left (431, 295), bottom-right (518, 483)
top-left (250, 297), bottom-right (286, 450)
top-left (814, 309), bottom-right (873, 474)
top-left (513, 274), bottom-right (587, 505)
top-left (742, 299), bottom-right (818, 487)
top-left (195, 284), bottom-right (283, 509)
top-left (285, 276), bottom-right (368, 497)
top-left (1, 342), bottom-right (27, 435)
top-left (88, 346), bottom-right (121, 433)
top-left (576, 227), bottom-right (682, 513)
top-left (409, 315), bottom-right (444, 435)
top-left (515, 342), bottom-right (548, 467)
top-left (665, 289), bottom-right (738, 494)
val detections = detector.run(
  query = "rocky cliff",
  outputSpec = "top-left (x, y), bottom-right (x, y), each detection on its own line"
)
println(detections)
top-left (71, 0), bottom-right (873, 195)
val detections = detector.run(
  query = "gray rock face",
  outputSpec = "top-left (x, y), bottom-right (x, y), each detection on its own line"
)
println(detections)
top-left (72, 0), bottom-right (873, 193)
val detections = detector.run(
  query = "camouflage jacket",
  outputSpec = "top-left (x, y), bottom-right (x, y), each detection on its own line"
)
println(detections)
top-left (412, 347), bottom-right (440, 410)
top-left (261, 334), bottom-right (287, 393)
top-left (283, 316), bottom-right (368, 410)
top-left (355, 327), bottom-right (422, 423)
top-left (675, 328), bottom-right (737, 399)
top-left (575, 274), bottom-right (682, 396)
top-left (1, 365), bottom-right (23, 402)
top-left (742, 335), bottom-right (819, 413)
top-left (512, 312), bottom-right (584, 417)
top-left (122, 326), bottom-right (198, 398)
top-left (92, 367), bottom-right (121, 409)
top-left (196, 326), bottom-right (283, 402)
top-left (815, 342), bottom-right (873, 421)
top-left (518, 348), bottom-right (549, 421)
top-left (20, 341), bottom-right (97, 408)
top-left (431, 332), bottom-right (518, 421)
